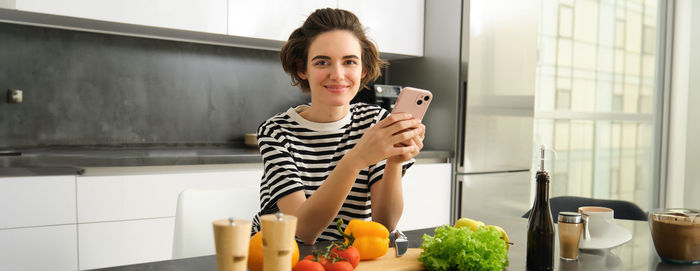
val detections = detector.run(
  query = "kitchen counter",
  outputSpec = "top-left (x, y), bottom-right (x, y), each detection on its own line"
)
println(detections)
top-left (92, 214), bottom-right (672, 271)
top-left (0, 145), bottom-right (452, 176)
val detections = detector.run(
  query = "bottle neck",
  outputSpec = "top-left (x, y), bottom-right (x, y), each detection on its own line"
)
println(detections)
top-left (535, 170), bottom-right (550, 203)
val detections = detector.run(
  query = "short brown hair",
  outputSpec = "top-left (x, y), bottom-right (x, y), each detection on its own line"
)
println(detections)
top-left (280, 8), bottom-right (387, 93)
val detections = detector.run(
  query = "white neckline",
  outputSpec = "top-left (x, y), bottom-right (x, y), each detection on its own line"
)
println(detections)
top-left (286, 105), bottom-right (352, 132)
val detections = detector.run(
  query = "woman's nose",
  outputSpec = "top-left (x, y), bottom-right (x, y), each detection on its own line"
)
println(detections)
top-left (329, 63), bottom-right (344, 80)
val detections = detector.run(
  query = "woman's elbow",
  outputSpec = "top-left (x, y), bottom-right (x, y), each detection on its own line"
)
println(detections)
top-left (296, 231), bottom-right (319, 245)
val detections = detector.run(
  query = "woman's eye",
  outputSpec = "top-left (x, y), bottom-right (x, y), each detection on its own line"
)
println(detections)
top-left (314, 60), bottom-right (328, 66)
top-left (344, 60), bottom-right (358, 65)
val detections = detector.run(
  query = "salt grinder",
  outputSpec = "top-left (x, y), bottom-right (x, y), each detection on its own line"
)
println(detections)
top-left (260, 212), bottom-right (298, 271)
top-left (212, 217), bottom-right (252, 271)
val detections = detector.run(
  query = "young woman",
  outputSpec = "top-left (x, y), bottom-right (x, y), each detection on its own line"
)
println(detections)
top-left (252, 8), bottom-right (425, 244)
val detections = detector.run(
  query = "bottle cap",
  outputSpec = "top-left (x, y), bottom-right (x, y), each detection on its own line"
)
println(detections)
top-left (558, 212), bottom-right (583, 223)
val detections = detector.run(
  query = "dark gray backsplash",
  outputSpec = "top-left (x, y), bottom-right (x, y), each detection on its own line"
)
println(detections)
top-left (0, 23), bottom-right (308, 148)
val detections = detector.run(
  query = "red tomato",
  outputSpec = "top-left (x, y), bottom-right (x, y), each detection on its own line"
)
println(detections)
top-left (303, 254), bottom-right (330, 270)
top-left (293, 259), bottom-right (325, 271)
top-left (331, 246), bottom-right (360, 268)
top-left (321, 257), bottom-right (332, 270)
top-left (327, 260), bottom-right (354, 271)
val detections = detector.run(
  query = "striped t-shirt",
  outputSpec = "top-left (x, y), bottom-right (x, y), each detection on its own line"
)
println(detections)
top-left (251, 103), bottom-right (413, 241)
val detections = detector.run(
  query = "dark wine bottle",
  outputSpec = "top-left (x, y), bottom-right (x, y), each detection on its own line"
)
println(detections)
top-left (526, 146), bottom-right (554, 270)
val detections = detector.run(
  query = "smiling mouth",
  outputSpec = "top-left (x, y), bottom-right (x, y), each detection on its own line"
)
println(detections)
top-left (325, 85), bottom-right (349, 93)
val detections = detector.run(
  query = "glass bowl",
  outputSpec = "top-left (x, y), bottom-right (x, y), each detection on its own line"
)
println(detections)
top-left (648, 208), bottom-right (700, 264)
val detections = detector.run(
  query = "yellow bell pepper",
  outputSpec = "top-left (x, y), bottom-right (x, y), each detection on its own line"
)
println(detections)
top-left (340, 219), bottom-right (390, 260)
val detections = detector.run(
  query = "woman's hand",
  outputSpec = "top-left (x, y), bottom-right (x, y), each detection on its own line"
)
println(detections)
top-left (344, 113), bottom-right (423, 169)
top-left (387, 123), bottom-right (425, 164)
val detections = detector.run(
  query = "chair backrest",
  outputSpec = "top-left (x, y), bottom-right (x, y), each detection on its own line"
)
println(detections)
top-left (172, 187), bottom-right (259, 259)
top-left (521, 196), bottom-right (648, 221)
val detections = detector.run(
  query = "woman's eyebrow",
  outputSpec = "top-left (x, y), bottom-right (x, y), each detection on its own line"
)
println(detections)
top-left (310, 55), bottom-right (359, 61)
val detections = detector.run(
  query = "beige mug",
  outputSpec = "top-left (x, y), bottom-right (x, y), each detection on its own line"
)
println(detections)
top-left (578, 206), bottom-right (614, 241)
top-left (212, 218), bottom-right (252, 271)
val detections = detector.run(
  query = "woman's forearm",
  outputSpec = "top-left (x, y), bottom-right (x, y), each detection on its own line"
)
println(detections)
top-left (290, 152), bottom-right (364, 244)
top-left (370, 161), bottom-right (404, 231)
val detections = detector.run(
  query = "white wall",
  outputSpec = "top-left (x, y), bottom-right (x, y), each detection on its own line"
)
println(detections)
top-left (667, 0), bottom-right (700, 209)
top-left (683, 0), bottom-right (700, 209)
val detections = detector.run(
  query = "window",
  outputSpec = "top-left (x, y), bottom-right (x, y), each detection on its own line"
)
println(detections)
top-left (534, 0), bottom-right (659, 210)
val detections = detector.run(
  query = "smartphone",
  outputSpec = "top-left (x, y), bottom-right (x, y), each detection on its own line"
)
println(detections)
top-left (391, 87), bottom-right (433, 120)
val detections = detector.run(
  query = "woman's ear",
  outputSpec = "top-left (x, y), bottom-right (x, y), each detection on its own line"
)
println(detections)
top-left (296, 59), bottom-right (307, 79)
top-left (298, 70), bottom-right (307, 80)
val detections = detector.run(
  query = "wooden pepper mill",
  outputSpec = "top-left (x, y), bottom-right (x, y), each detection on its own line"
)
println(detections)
top-left (212, 218), bottom-right (252, 271)
top-left (260, 212), bottom-right (297, 271)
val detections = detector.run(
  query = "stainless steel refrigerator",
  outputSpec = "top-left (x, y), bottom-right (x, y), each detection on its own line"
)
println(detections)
top-left (388, 0), bottom-right (539, 222)
top-left (455, 0), bottom-right (539, 219)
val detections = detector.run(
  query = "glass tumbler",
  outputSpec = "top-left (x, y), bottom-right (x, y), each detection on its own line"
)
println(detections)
top-left (558, 212), bottom-right (583, 261)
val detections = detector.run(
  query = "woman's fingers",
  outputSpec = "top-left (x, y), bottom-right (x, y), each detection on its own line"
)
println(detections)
top-left (387, 119), bottom-right (421, 136)
top-left (389, 125), bottom-right (423, 145)
top-left (377, 113), bottom-right (413, 128)
top-left (412, 135), bottom-right (424, 150)
top-left (418, 124), bottom-right (426, 140)
top-left (387, 144), bottom-right (419, 157)
top-left (352, 114), bottom-right (426, 166)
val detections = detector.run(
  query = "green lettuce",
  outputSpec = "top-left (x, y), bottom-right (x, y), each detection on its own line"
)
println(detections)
top-left (418, 225), bottom-right (509, 271)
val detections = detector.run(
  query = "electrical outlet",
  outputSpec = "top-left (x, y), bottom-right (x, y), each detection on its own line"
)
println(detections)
top-left (7, 89), bottom-right (22, 103)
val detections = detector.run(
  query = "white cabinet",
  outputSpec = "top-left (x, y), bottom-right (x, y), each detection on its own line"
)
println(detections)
top-left (0, 165), bottom-right (264, 270)
top-left (397, 163), bottom-right (451, 231)
top-left (1, 0), bottom-right (423, 58)
top-left (0, 176), bottom-right (78, 271)
top-left (228, 0), bottom-right (425, 57)
top-left (228, 0), bottom-right (336, 41)
top-left (0, 175), bottom-right (76, 229)
top-left (0, 225), bottom-right (78, 271)
top-left (0, 0), bottom-right (14, 9)
top-left (14, 0), bottom-right (228, 34)
top-left (339, 0), bottom-right (424, 57)
top-left (76, 165), bottom-right (263, 269)
top-left (78, 218), bottom-right (175, 270)
top-left (77, 168), bottom-right (262, 223)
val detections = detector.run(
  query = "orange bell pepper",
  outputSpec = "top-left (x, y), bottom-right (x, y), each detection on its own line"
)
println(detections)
top-left (341, 219), bottom-right (390, 260)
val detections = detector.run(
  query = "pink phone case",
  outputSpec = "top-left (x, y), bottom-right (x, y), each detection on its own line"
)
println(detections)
top-left (391, 87), bottom-right (433, 120)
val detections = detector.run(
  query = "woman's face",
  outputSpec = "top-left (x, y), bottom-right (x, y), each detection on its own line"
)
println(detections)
top-left (299, 30), bottom-right (365, 109)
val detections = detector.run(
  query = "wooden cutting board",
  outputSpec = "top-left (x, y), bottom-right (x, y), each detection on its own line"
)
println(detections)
top-left (355, 248), bottom-right (426, 271)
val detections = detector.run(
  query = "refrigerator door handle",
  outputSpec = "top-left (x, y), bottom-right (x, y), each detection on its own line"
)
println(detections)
top-left (457, 176), bottom-right (463, 219)
top-left (457, 80), bottom-right (467, 172)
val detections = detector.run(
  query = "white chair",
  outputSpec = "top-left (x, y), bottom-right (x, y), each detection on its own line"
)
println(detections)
top-left (172, 187), bottom-right (259, 259)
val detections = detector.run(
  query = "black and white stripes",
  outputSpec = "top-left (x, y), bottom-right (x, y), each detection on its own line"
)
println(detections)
top-left (251, 103), bottom-right (411, 241)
